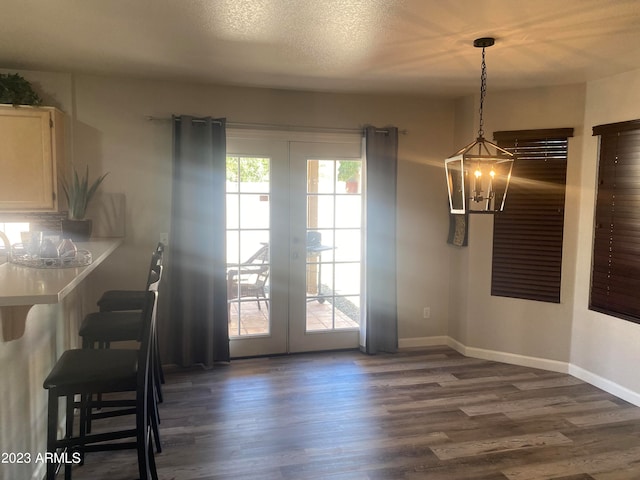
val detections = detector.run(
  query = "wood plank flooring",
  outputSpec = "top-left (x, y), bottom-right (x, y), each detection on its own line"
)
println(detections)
top-left (71, 347), bottom-right (640, 479)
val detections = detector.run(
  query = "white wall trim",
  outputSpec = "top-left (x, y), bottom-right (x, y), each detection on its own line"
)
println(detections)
top-left (399, 335), bottom-right (640, 407)
top-left (446, 337), bottom-right (570, 374)
top-left (568, 364), bottom-right (640, 407)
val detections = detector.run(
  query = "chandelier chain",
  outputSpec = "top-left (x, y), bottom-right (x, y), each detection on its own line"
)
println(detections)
top-left (478, 46), bottom-right (487, 139)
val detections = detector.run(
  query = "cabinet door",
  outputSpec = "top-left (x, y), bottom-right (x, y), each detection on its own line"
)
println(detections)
top-left (0, 107), bottom-right (62, 211)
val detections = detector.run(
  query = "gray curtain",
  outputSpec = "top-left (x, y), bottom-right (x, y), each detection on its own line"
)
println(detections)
top-left (363, 125), bottom-right (399, 354)
top-left (165, 115), bottom-right (230, 367)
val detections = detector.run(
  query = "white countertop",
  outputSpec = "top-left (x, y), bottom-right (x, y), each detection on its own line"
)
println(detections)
top-left (0, 238), bottom-right (122, 307)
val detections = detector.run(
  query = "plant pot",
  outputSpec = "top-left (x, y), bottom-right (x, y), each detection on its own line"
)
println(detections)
top-left (61, 219), bottom-right (93, 242)
top-left (345, 179), bottom-right (359, 194)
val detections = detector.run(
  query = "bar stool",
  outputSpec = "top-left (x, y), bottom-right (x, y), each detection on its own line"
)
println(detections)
top-left (93, 243), bottom-right (166, 391)
top-left (97, 242), bottom-right (165, 313)
top-left (43, 290), bottom-right (159, 480)
top-left (79, 264), bottom-right (164, 451)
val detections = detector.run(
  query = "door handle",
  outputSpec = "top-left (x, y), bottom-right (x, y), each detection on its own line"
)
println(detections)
top-left (292, 251), bottom-right (299, 259)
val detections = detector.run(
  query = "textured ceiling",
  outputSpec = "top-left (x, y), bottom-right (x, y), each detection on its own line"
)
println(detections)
top-left (1, 0), bottom-right (640, 97)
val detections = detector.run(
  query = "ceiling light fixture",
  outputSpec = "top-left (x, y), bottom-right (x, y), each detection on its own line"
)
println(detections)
top-left (445, 37), bottom-right (514, 214)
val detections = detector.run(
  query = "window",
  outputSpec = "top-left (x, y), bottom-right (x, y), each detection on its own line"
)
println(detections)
top-left (590, 120), bottom-right (640, 323)
top-left (0, 222), bottom-right (30, 245)
top-left (491, 128), bottom-right (573, 303)
top-left (306, 159), bottom-right (362, 331)
top-left (226, 156), bottom-right (271, 337)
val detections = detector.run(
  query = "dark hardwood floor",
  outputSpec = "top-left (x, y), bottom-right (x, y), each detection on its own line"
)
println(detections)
top-left (73, 347), bottom-right (640, 479)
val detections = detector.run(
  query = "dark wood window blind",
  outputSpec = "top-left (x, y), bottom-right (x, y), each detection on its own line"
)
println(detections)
top-left (491, 128), bottom-right (573, 303)
top-left (590, 120), bottom-right (640, 323)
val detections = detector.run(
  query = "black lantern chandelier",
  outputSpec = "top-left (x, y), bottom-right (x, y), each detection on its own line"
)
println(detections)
top-left (445, 37), bottom-right (514, 214)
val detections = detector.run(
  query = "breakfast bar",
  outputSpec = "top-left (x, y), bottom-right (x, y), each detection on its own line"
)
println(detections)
top-left (0, 238), bottom-right (122, 341)
top-left (0, 237), bottom-right (122, 480)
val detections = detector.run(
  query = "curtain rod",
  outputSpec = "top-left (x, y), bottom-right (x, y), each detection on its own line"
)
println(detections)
top-left (144, 115), bottom-right (407, 135)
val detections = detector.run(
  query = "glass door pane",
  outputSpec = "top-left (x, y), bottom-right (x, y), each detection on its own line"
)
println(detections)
top-left (306, 159), bottom-right (362, 332)
top-left (226, 135), bottom-right (362, 356)
top-left (226, 156), bottom-right (271, 337)
top-left (288, 140), bottom-right (363, 353)
top-left (226, 136), bottom-right (289, 358)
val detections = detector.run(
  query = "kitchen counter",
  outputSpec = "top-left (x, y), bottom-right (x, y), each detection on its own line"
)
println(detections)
top-left (0, 238), bottom-right (122, 340)
top-left (0, 238), bottom-right (122, 306)
top-left (0, 238), bottom-right (123, 479)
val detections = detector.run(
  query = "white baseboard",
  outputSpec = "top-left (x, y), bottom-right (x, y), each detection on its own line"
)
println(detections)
top-left (399, 336), bottom-right (569, 373)
top-left (446, 337), bottom-right (570, 374)
top-left (399, 335), bottom-right (640, 407)
top-left (569, 364), bottom-right (640, 407)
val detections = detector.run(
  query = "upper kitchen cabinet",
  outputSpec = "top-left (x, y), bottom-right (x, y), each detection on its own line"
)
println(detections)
top-left (0, 105), bottom-right (65, 212)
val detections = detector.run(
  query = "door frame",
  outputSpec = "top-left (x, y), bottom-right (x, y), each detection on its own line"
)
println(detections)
top-left (288, 139), bottom-right (363, 353)
top-left (226, 128), bottom-right (363, 357)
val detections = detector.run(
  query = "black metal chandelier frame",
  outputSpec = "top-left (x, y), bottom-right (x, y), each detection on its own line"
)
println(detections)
top-left (445, 37), bottom-right (515, 215)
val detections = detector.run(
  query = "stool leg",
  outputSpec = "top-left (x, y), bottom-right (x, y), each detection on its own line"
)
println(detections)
top-left (65, 395), bottom-right (74, 437)
top-left (85, 393), bottom-right (93, 434)
top-left (136, 399), bottom-right (150, 480)
top-left (154, 334), bottom-right (165, 386)
top-left (148, 385), bottom-right (162, 454)
top-left (78, 394), bottom-right (88, 465)
top-left (46, 390), bottom-right (58, 480)
top-left (65, 395), bottom-right (74, 480)
top-left (82, 338), bottom-right (101, 435)
top-left (148, 429), bottom-right (159, 480)
top-left (152, 340), bottom-right (163, 404)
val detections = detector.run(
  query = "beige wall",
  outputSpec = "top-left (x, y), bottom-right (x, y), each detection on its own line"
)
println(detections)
top-left (448, 83), bottom-right (587, 363)
top-left (571, 68), bottom-right (640, 398)
top-left (2, 71), bottom-right (455, 479)
top-left (446, 95), bottom-right (475, 345)
top-left (68, 74), bottom-right (456, 341)
top-left (2, 73), bottom-right (457, 335)
top-left (5, 64), bottom-right (640, 479)
top-left (448, 68), bottom-right (640, 403)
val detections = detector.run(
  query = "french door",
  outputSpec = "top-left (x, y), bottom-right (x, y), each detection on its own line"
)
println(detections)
top-left (226, 131), bottom-right (363, 357)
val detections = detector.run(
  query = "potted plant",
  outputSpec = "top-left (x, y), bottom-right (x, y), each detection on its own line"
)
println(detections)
top-left (0, 73), bottom-right (43, 106)
top-left (337, 160), bottom-right (361, 194)
top-left (61, 165), bottom-right (109, 241)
